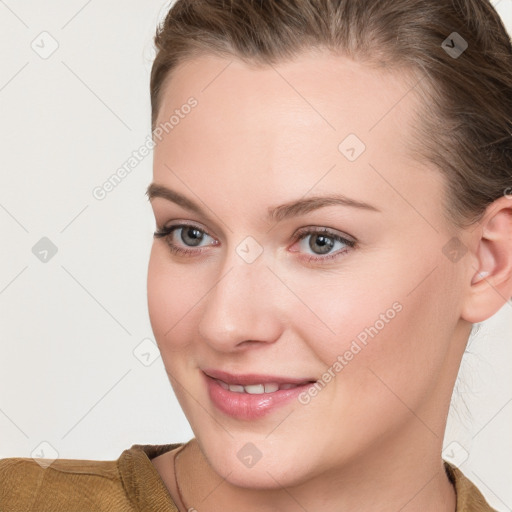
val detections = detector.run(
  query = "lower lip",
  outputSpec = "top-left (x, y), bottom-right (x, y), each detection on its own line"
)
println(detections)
top-left (204, 374), bottom-right (316, 420)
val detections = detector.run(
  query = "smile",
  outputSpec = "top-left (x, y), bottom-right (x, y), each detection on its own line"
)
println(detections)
top-left (214, 379), bottom-right (309, 394)
top-left (203, 369), bottom-right (317, 420)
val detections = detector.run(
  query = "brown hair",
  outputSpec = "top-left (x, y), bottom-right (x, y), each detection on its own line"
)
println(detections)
top-left (150, 0), bottom-right (512, 229)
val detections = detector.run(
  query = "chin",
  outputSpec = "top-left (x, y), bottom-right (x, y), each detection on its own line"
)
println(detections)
top-left (199, 436), bottom-right (314, 490)
top-left (222, 462), bottom-right (307, 490)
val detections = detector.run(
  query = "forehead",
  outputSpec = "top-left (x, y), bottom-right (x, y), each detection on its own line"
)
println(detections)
top-left (152, 50), bottom-right (441, 228)
top-left (156, 49), bottom-right (422, 133)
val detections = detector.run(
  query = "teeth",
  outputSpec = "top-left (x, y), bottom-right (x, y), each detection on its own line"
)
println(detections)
top-left (217, 380), bottom-right (300, 394)
top-left (264, 383), bottom-right (279, 393)
top-left (244, 384), bottom-right (265, 394)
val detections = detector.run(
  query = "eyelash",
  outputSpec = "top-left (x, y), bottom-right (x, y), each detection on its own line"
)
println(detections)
top-left (153, 223), bottom-right (356, 264)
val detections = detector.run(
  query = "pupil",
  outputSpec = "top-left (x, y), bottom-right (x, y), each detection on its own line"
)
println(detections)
top-left (183, 227), bottom-right (203, 247)
top-left (310, 234), bottom-right (334, 255)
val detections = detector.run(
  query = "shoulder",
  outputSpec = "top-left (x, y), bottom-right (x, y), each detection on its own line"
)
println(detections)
top-left (0, 453), bottom-right (134, 512)
top-left (0, 443), bottom-right (182, 512)
top-left (444, 461), bottom-right (498, 512)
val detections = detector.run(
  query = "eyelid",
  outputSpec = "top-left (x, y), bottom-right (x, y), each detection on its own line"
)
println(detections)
top-left (292, 225), bottom-right (356, 244)
top-left (154, 221), bottom-right (357, 265)
top-left (154, 221), bottom-right (218, 245)
top-left (288, 226), bottom-right (356, 264)
top-left (156, 221), bottom-right (356, 243)
top-left (152, 204), bottom-right (227, 239)
top-left (155, 219), bottom-right (216, 238)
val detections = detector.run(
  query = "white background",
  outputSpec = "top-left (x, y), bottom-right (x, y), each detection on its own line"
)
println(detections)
top-left (0, 1), bottom-right (511, 510)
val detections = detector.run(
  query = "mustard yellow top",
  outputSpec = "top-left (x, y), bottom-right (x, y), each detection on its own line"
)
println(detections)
top-left (0, 443), bottom-right (497, 511)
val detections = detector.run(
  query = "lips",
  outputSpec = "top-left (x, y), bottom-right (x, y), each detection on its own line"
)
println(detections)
top-left (202, 368), bottom-right (317, 420)
top-left (203, 368), bottom-right (316, 387)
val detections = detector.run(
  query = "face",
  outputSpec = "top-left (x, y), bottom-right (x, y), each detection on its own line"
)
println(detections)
top-left (147, 49), bottom-right (472, 489)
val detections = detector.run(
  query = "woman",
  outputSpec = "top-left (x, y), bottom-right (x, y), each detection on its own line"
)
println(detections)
top-left (1, 0), bottom-right (511, 510)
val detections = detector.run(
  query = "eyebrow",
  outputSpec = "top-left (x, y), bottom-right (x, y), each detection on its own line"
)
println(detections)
top-left (145, 183), bottom-right (380, 223)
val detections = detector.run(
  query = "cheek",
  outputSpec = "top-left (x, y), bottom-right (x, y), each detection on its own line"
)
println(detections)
top-left (147, 245), bottom-right (203, 352)
top-left (293, 246), bottom-right (457, 409)
top-left (147, 246), bottom-right (206, 408)
top-left (284, 268), bottom-right (453, 461)
top-left (285, 269), bottom-right (407, 369)
top-left (366, 277), bottom-right (455, 412)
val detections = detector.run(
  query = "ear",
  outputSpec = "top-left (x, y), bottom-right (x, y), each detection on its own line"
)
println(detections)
top-left (461, 194), bottom-right (512, 323)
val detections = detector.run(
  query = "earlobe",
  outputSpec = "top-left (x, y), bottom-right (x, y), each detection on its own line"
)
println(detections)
top-left (461, 196), bottom-right (512, 323)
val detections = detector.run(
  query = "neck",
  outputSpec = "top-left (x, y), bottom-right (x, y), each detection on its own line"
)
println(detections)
top-left (175, 432), bottom-right (456, 512)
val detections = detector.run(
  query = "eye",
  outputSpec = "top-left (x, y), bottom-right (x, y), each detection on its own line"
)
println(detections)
top-left (290, 227), bottom-right (356, 263)
top-left (154, 223), bottom-right (218, 257)
top-left (154, 223), bottom-right (356, 264)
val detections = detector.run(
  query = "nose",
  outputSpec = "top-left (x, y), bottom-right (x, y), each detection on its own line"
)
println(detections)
top-left (197, 252), bottom-right (284, 352)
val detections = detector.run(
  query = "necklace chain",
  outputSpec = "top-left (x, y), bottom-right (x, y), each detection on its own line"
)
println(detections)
top-left (173, 442), bottom-right (190, 512)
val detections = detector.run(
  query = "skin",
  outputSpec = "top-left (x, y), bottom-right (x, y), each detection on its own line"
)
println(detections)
top-left (147, 49), bottom-right (512, 512)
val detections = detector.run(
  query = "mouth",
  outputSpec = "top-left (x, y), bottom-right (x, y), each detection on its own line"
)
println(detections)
top-left (202, 368), bottom-right (317, 420)
top-left (213, 380), bottom-right (313, 394)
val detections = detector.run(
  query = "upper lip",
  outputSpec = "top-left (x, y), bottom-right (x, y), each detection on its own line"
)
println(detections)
top-left (202, 368), bottom-right (316, 386)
